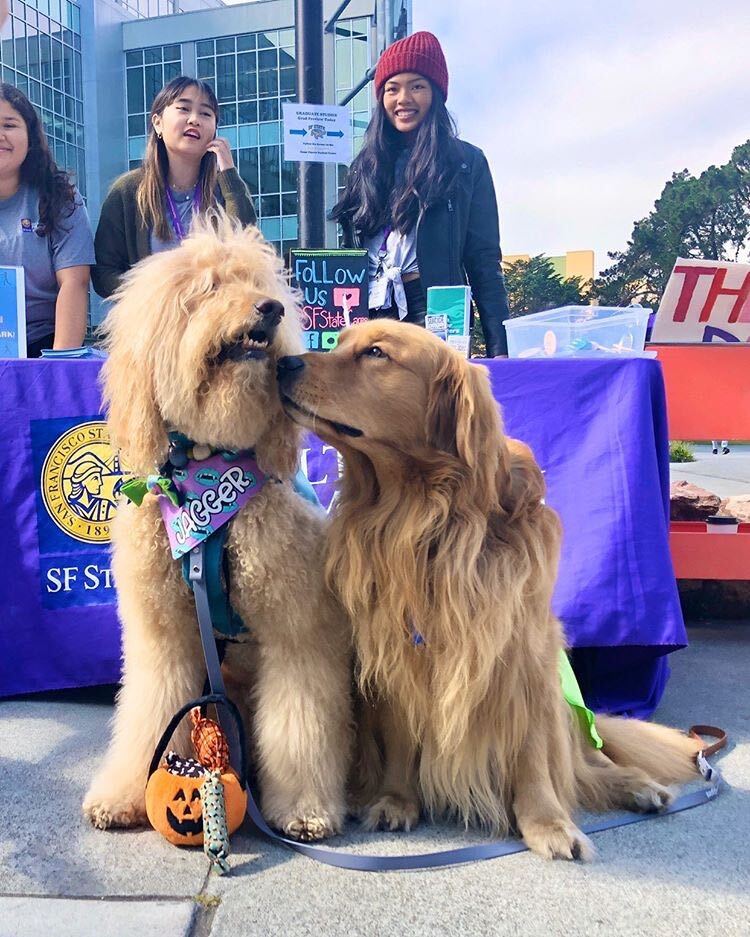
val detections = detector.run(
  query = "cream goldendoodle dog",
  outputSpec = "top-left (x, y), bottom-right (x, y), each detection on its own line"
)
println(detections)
top-left (83, 216), bottom-right (351, 841)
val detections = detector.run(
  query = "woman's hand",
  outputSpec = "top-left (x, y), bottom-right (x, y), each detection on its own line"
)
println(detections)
top-left (206, 137), bottom-right (235, 172)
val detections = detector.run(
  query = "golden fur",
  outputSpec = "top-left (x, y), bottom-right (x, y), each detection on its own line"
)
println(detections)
top-left (280, 320), bottom-right (701, 859)
top-left (83, 216), bottom-right (352, 841)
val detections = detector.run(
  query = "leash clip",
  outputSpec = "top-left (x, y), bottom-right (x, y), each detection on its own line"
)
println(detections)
top-left (696, 750), bottom-right (715, 782)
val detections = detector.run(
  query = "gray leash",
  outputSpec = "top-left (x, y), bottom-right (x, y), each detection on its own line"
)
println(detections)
top-left (189, 541), bottom-right (724, 871)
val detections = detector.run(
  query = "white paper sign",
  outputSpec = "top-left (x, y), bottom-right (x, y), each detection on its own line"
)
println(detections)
top-left (652, 257), bottom-right (750, 344)
top-left (282, 103), bottom-right (352, 164)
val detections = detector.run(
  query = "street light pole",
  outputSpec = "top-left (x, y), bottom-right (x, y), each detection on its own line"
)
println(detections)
top-left (295, 0), bottom-right (325, 248)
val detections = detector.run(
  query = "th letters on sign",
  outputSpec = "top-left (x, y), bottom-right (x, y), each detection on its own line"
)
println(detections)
top-left (652, 258), bottom-right (750, 344)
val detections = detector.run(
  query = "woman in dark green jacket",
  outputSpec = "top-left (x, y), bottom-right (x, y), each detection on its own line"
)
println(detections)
top-left (93, 76), bottom-right (256, 298)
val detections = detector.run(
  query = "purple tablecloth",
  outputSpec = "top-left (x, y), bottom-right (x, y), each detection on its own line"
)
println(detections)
top-left (0, 357), bottom-right (685, 716)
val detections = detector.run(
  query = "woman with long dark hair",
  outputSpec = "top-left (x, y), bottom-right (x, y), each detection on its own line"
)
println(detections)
top-left (331, 32), bottom-right (511, 356)
top-left (0, 83), bottom-right (94, 356)
top-left (93, 76), bottom-right (255, 298)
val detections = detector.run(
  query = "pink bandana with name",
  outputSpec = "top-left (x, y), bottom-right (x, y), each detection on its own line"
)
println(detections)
top-left (160, 451), bottom-right (266, 559)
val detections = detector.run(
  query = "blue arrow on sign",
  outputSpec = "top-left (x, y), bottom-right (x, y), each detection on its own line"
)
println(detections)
top-left (290, 128), bottom-right (307, 137)
top-left (327, 130), bottom-right (345, 138)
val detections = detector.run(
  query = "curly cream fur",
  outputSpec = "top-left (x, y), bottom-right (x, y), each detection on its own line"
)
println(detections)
top-left (282, 320), bottom-right (701, 860)
top-left (83, 215), bottom-right (352, 841)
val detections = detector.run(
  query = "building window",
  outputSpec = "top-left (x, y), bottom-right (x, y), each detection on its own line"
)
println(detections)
top-left (123, 19), bottom-right (375, 257)
top-left (125, 43), bottom-right (182, 169)
top-left (194, 28), bottom-right (298, 257)
top-left (334, 18), bottom-right (373, 205)
top-left (115, 0), bottom-right (178, 19)
top-left (0, 0), bottom-right (86, 195)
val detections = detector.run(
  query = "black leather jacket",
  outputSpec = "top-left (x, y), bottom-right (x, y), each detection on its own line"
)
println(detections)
top-left (338, 140), bottom-right (511, 356)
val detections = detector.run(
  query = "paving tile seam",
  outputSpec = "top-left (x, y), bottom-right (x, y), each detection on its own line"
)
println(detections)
top-left (186, 868), bottom-right (219, 937)
top-left (0, 893), bottom-right (197, 902)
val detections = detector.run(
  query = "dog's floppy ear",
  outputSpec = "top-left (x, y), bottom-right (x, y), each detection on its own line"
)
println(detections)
top-left (503, 439), bottom-right (546, 520)
top-left (99, 294), bottom-right (169, 476)
top-left (426, 354), bottom-right (502, 464)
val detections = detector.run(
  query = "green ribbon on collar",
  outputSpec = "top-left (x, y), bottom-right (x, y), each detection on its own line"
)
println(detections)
top-left (120, 474), bottom-right (182, 508)
top-left (559, 650), bottom-right (603, 749)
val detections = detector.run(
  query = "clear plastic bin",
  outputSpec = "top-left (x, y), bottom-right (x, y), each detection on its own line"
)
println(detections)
top-left (503, 306), bottom-right (652, 358)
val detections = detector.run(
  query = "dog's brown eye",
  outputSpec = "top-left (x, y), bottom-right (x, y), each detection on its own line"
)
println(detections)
top-left (363, 346), bottom-right (387, 359)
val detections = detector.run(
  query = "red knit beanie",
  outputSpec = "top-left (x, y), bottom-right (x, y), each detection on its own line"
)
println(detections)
top-left (374, 31), bottom-right (449, 101)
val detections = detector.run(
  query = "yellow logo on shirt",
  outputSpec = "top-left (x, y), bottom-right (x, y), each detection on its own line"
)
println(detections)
top-left (40, 421), bottom-right (123, 543)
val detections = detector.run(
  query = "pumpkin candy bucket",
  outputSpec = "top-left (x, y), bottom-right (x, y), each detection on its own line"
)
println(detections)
top-left (145, 693), bottom-right (248, 872)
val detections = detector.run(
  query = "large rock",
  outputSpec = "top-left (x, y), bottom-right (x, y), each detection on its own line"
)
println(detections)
top-left (670, 480), bottom-right (721, 521)
top-left (720, 495), bottom-right (750, 523)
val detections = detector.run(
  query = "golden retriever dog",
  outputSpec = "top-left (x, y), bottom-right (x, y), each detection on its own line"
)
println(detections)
top-left (277, 320), bottom-right (701, 860)
top-left (82, 216), bottom-right (351, 842)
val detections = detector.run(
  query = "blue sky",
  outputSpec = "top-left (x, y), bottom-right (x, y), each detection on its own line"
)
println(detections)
top-left (413, 0), bottom-right (750, 272)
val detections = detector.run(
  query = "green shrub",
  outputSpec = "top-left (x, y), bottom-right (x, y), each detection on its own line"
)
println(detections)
top-left (669, 440), bottom-right (696, 463)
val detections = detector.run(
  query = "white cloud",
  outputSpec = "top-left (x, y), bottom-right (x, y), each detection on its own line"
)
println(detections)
top-left (414, 0), bottom-right (750, 272)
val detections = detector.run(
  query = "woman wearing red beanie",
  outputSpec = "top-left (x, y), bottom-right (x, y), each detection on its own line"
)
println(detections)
top-left (331, 31), bottom-right (511, 356)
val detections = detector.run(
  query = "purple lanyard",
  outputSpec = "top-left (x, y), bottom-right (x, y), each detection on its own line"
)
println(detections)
top-left (165, 184), bottom-right (201, 241)
top-left (375, 226), bottom-right (392, 278)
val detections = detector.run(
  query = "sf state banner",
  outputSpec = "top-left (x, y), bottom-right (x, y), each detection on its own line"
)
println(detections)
top-left (290, 249), bottom-right (368, 351)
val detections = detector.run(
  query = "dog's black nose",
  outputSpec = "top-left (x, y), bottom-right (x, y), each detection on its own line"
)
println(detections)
top-left (277, 355), bottom-right (305, 388)
top-left (255, 299), bottom-right (285, 326)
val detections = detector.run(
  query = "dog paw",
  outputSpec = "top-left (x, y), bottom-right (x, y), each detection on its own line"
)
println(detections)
top-left (627, 780), bottom-right (674, 813)
top-left (282, 813), bottom-right (337, 842)
top-left (83, 796), bottom-right (147, 830)
top-left (362, 793), bottom-right (421, 832)
top-left (521, 819), bottom-right (594, 861)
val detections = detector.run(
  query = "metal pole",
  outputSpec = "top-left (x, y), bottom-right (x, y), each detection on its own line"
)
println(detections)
top-left (338, 67), bottom-right (376, 107)
top-left (375, 0), bottom-right (385, 58)
top-left (383, 0), bottom-right (394, 48)
top-left (295, 0), bottom-right (325, 248)
top-left (324, 0), bottom-right (354, 34)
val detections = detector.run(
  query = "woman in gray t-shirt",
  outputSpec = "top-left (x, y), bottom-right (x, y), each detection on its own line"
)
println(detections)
top-left (0, 83), bottom-right (94, 356)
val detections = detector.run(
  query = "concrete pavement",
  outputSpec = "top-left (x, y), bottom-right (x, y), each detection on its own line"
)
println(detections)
top-left (1, 622), bottom-right (748, 937)
top-left (670, 443), bottom-right (750, 499)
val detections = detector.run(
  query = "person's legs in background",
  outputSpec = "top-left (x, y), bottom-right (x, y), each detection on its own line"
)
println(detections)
top-left (711, 440), bottom-right (731, 455)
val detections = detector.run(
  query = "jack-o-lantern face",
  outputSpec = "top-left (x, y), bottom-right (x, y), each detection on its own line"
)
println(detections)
top-left (166, 783), bottom-right (203, 838)
top-left (145, 756), bottom-right (248, 847)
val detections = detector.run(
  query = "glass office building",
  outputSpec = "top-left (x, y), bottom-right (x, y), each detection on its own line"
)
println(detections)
top-left (122, 1), bottom-right (398, 257)
top-left (0, 0), bottom-right (87, 195)
top-left (125, 26), bottom-right (301, 255)
top-left (0, 0), bottom-right (410, 326)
